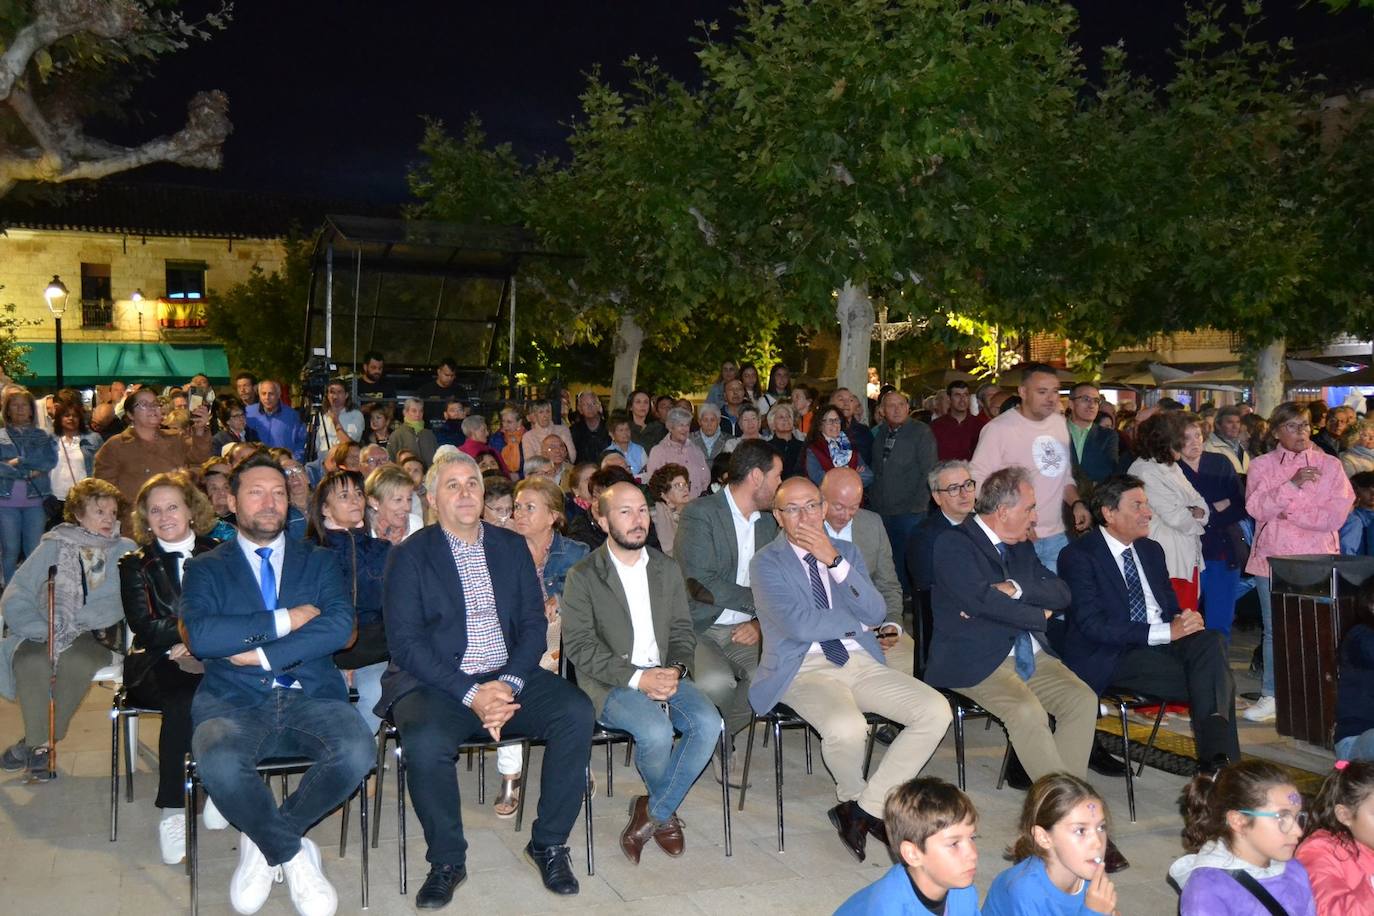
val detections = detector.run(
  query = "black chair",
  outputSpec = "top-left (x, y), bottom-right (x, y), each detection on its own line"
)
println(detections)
top-left (183, 754), bottom-right (371, 916)
top-left (1099, 690), bottom-right (1168, 823)
top-left (943, 689), bottom-right (1013, 791)
top-left (109, 684), bottom-right (162, 842)
top-left (736, 704), bottom-right (846, 852)
top-left (911, 588), bottom-right (935, 679)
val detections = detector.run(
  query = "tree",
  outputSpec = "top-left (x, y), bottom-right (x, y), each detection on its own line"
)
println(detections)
top-left (207, 238), bottom-right (311, 386)
top-left (0, 0), bottom-right (231, 197)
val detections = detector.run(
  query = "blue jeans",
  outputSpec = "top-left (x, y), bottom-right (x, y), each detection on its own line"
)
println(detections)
top-left (191, 689), bottom-right (375, 865)
top-left (1199, 564), bottom-right (1241, 637)
top-left (1256, 575), bottom-right (1275, 697)
top-left (0, 504), bottom-right (46, 584)
top-left (1034, 532), bottom-right (1069, 574)
top-left (598, 680), bottom-right (722, 823)
top-left (351, 661), bottom-right (387, 735)
top-left (1335, 730), bottom-right (1374, 762)
top-left (881, 512), bottom-right (923, 594)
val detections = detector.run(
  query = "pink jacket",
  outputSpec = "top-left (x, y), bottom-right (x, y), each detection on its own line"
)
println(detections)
top-left (1294, 829), bottom-right (1374, 916)
top-left (1244, 445), bottom-right (1353, 578)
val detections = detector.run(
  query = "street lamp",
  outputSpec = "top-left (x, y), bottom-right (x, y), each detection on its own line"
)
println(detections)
top-left (131, 289), bottom-right (145, 339)
top-left (43, 275), bottom-right (68, 388)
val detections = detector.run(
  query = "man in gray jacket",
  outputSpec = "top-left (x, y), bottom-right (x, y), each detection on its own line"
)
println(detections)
top-left (868, 390), bottom-right (938, 594)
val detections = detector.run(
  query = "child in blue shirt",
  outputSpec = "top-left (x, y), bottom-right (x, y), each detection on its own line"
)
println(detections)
top-left (836, 777), bottom-right (981, 915)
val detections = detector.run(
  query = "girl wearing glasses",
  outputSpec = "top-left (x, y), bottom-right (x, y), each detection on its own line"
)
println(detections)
top-left (1171, 759), bottom-right (1316, 915)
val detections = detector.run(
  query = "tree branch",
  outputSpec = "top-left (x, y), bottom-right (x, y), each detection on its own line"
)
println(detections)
top-left (0, 0), bottom-right (141, 101)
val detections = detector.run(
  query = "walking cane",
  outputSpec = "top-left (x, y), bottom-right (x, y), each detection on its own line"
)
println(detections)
top-left (45, 564), bottom-right (57, 781)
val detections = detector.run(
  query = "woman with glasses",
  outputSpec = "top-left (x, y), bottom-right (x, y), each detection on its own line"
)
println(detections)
top-left (211, 395), bottom-right (257, 454)
top-left (803, 404), bottom-right (874, 487)
top-left (1241, 402), bottom-right (1353, 724)
top-left (647, 462), bottom-right (693, 556)
top-left (94, 387), bottom-right (212, 534)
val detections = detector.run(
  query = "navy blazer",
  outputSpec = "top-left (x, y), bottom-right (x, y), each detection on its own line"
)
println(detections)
top-left (180, 537), bottom-right (354, 716)
top-left (1070, 423), bottom-right (1120, 485)
top-left (905, 510), bottom-right (957, 592)
top-left (375, 522), bottom-right (546, 717)
top-left (1058, 527), bottom-right (1180, 695)
top-left (925, 517), bottom-right (1071, 690)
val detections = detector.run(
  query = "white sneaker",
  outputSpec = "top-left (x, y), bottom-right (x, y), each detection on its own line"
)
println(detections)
top-left (1242, 696), bottom-right (1277, 723)
top-left (204, 796), bottom-right (229, 830)
top-left (229, 833), bottom-right (282, 915)
top-left (158, 812), bottom-right (186, 865)
top-left (282, 837), bottom-right (337, 916)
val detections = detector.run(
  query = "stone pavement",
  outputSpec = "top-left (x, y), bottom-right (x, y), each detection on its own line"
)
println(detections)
top-left (0, 626), bottom-right (1335, 915)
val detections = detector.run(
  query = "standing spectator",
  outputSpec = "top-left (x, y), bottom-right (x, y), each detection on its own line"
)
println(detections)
top-left (1065, 382), bottom-right (1120, 488)
top-left (569, 391), bottom-right (610, 460)
top-left (1204, 406), bottom-right (1251, 478)
top-left (831, 388), bottom-right (875, 466)
top-left (647, 463), bottom-right (693, 557)
top-left (314, 378), bottom-right (364, 457)
top-left (521, 400), bottom-right (576, 467)
top-left (1128, 412), bottom-right (1209, 613)
top-left (0, 388), bottom-right (57, 581)
top-left (606, 413), bottom-right (648, 478)
top-left (869, 389), bottom-right (938, 592)
top-left (969, 363), bottom-right (1088, 573)
top-left (691, 402), bottom-right (728, 465)
top-left (804, 404), bottom-right (873, 487)
top-left (763, 403), bottom-right (805, 478)
top-left (1179, 415), bottom-right (1249, 636)
top-left (94, 387), bottom-right (212, 534)
top-left (791, 385), bottom-right (817, 438)
top-left (1242, 413), bottom-right (1269, 461)
top-left (1316, 406), bottom-right (1357, 458)
top-left (48, 397), bottom-right (101, 527)
top-left (738, 363), bottom-right (763, 407)
top-left (645, 408), bottom-right (710, 498)
top-left (354, 349), bottom-right (395, 402)
top-left (416, 357), bottom-right (460, 424)
top-left (434, 399), bottom-right (469, 449)
top-left (628, 390), bottom-right (667, 450)
top-left (705, 360), bottom-right (739, 408)
top-left (930, 380), bottom-right (987, 462)
top-left (718, 380), bottom-right (747, 439)
top-left (233, 372), bottom-right (259, 409)
top-left (1242, 401), bottom-right (1354, 724)
top-left (245, 380), bottom-right (306, 459)
top-left (1341, 418), bottom-right (1374, 478)
top-left (212, 396), bottom-right (258, 454)
top-left (757, 363), bottom-right (792, 416)
top-left (388, 397), bottom-right (439, 466)
top-left (489, 405), bottom-right (525, 479)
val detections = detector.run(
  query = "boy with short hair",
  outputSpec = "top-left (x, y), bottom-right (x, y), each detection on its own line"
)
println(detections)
top-left (836, 777), bottom-right (981, 915)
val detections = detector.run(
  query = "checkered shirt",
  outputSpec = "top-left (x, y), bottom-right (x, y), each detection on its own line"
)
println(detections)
top-left (443, 526), bottom-right (523, 705)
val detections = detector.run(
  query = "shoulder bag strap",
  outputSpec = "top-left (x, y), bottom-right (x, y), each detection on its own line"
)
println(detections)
top-left (1227, 869), bottom-right (1290, 916)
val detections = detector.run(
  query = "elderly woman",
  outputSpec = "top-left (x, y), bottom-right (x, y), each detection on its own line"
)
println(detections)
top-left (94, 387), bottom-right (212, 533)
top-left (804, 403), bottom-right (873, 487)
top-left (491, 475), bottom-right (590, 816)
top-left (307, 470), bottom-right (391, 734)
top-left (0, 478), bottom-right (135, 780)
top-left (565, 461), bottom-right (598, 526)
top-left (211, 395), bottom-right (257, 454)
top-left (520, 399), bottom-right (576, 468)
top-left (691, 402), bottom-right (728, 463)
top-left (1242, 401), bottom-right (1354, 724)
top-left (387, 397), bottom-right (438, 467)
top-left (1129, 411), bottom-right (1209, 613)
top-left (366, 463), bottom-right (422, 544)
top-left (606, 412), bottom-right (648, 477)
top-left (0, 388), bottom-right (58, 580)
top-left (647, 462), bottom-right (693, 556)
top-left (645, 406), bottom-right (711, 496)
top-left (119, 472), bottom-right (220, 863)
top-left (456, 414), bottom-right (508, 475)
top-left (489, 406), bottom-right (525, 478)
top-left (723, 404), bottom-right (765, 453)
top-left (1178, 414), bottom-right (1249, 636)
top-left (763, 402), bottom-right (805, 478)
top-left (1341, 418), bottom-right (1374, 478)
top-left (48, 396), bottom-right (102, 526)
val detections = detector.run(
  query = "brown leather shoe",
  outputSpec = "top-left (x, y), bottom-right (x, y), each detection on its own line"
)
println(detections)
top-left (619, 795), bottom-right (656, 865)
top-left (827, 800), bottom-right (869, 862)
top-left (1103, 839), bottom-right (1130, 874)
top-left (652, 813), bottom-right (686, 857)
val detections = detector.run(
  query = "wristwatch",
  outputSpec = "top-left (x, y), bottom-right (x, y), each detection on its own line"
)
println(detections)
top-left (670, 662), bottom-right (689, 679)
top-left (827, 553), bottom-right (843, 569)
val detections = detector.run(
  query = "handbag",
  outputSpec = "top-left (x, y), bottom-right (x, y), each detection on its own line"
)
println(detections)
top-left (1227, 869), bottom-right (1290, 916)
top-left (332, 619), bottom-right (389, 669)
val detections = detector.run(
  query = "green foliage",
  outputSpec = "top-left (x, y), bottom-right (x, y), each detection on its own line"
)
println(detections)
top-left (406, 117), bottom-right (527, 226)
top-left (0, 286), bottom-right (37, 378)
top-left (206, 238), bottom-right (311, 384)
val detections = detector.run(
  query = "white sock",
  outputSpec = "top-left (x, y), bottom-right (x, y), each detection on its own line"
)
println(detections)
top-left (161, 808), bottom-right (181, 821)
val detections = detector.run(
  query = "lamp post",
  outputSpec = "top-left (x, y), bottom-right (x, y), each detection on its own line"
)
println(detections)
top-left (43, 275), bottom-right (68, 388)
top-left (131, 289), bottom-right (145, 340)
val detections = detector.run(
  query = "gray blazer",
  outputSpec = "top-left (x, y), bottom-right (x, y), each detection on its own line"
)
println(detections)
top-left (675, 488), bottom-right (779, 633)
top-left (560, 545), bottom-right (697, 717)
top-left (843, 508), bottom-right (904, 627)
top-left (869, 420), bottom-right (938, 516)
top-left (748, 536), bottom-right (886, 713)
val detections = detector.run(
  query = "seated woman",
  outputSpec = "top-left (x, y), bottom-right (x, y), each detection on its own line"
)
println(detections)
top-left (647, 462), bottom-right (692, 557)
top-left (0, 478), bottom-right (135, 781)
top-left (763, 403), bottom-right (806, 478)
top-left (118, 472), bottom-right (221, 864)
top-left (307, 470), bottom-right (391, 735)
top-left (490, 476), bottom-right (589, 818)
top-left (365, 463), bottom-right (422, 545)
top-left (1333, 580), bottom-right (1374, 763)
top-left (803, 404), bottom-right (873, 487)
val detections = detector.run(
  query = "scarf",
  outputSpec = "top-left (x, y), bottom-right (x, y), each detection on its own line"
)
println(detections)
top-left (44, 523), bottom-right (124, 654)
top-left (404, 419), bottom-right (424, 433)
top-left (827, 431), bottom-right (853, 470)
top-left (1346, 444), bottom-right (1374, 464)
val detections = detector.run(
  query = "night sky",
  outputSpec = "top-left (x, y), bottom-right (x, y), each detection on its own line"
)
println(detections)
top-left (114, 1), bottom-right (1374, 204)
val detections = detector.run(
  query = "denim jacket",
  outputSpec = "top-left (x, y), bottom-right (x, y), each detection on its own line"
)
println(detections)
top-left (542, 531), bottom-right (589, 599)
top-left (0, 425), bottom-right (58, 499)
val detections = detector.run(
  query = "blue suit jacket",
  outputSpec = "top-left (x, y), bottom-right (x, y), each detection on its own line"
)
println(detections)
top-left (1058, 527), bottom-right (1180, 695)
top-left (1070, 423), bottom-right (1120, 485)
top-left (925, 517), bottom-right (1072, 690)
top-left (179, 537), bottom-right (354, 717)
top-left (905, 510), bottom-right (957, 592)
top-left (748, 536), bottom-right (887, 713)
top-left (376, 522), bottom-right (546, 717)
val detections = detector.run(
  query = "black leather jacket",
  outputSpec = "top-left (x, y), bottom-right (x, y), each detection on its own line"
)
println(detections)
top-left (119, 535), bottom-right (221, 653)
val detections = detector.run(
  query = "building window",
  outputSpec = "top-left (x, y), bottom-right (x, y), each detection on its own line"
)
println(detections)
top-left (80, 262), bottom-right (113, 328)
top-left (165, 260), bottom-right (207, 300)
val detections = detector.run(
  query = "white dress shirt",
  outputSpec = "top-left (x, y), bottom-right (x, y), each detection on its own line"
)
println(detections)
top-left (787, 540), bottom-right (863, 657)
top-left (608, 546), bottom-right (661, 688)
top-left (236, 532), bottom-right (293, 671)
top-left (715, 486), bottom-right (757, 626)
top-left (1101, 531), bottom-right (1173, 646)
top-left (974, 516), bottom-right (1040, 660)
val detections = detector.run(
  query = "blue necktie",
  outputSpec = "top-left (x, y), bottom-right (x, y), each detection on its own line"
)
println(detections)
top-left (805, 553), bottom-right (849, 667)
top-left (996, 542), bottom-right (1036, 681)
top-left (257, 547), bottom-right (294, 688)
top-left (1121, 547), bottom-right (1149, 624)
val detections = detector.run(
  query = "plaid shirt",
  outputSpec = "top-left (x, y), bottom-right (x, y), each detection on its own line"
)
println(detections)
top-left (443, 526), bottom-right (523, 705)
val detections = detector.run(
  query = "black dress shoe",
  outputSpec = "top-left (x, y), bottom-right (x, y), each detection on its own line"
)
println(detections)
top-left (525, 841), bottom-right (580, 895)
top-left (415, 863), bottom-right (466, 909)
top-left (1003, 747), bottom-right (1032, 791)
top-left (1088, 740), bottom-right (1128, 778)
top-left (827, 800), bottom-right (869, 862)
top-left (1103, 840), bottom-right (1130, 874)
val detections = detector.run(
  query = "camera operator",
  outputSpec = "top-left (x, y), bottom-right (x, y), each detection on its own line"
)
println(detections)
top-left (314, 378), bottom-right (363, 457)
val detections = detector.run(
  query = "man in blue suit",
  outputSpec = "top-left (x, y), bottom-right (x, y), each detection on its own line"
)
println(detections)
top-left (180, 454), bottom-right (374, 916)
top-left (376, 452), bottom-right (594, 908)
top-left (1059, 474), bottom-right (1239, 773)
top-left (751, 477), bottom-right (950, 863)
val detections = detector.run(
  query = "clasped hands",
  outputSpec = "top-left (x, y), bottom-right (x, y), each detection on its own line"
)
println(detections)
top-left (1169, 609), bottom-right (1205, 641)
top-left (470, 680), bottom-right (521, 741)
top-left (225, 604), bottom-right (321, 666)
top-left (636, 666), bottom-right (681, 701)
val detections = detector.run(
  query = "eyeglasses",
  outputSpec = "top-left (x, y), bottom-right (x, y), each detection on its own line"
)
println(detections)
top-left (934, 479), bottom-right (977, 496)
top-left (669, 480), bottom-right (691, 490)
top-left (776, 500), bottom-right (823, 518)
top-left (820, 417), bottom-right (843, 426)
top-left (133, 402), bottom-right (163, 413)
top-left (1070, 395), bottom-right (1104, 405)
top-left (1279, 421), bottom-right (1312, 435)
top-left (1238, 809), bottom-right (1308, 833)
top-left (283, 467), bottom-right (304, 477)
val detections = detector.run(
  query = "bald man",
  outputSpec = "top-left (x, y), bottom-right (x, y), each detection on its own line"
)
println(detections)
top-left (749, 477), bottom-right (951, 862)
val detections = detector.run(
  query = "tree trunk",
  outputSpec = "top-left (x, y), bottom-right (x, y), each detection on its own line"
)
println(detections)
top-left (1254, 338), bottom-right (1286, 418)
top-left (836, 280), bottom-right (876, 423)
top-left (611, 312), bottom-right (644, 410)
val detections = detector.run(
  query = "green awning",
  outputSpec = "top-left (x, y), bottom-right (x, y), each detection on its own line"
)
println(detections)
top-left (16, 342), bottom-right (230, 387)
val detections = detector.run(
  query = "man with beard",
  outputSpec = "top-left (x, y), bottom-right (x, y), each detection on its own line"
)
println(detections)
top-left (377, 452), bottom-right (594, 907)
top-left (179, 454), bottom-right (375, 916)
top-left (561, 482), bottom-right (721, 865)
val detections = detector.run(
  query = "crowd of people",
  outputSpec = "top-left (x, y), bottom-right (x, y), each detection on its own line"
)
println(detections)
top-left (0, 352), bottom-right (1370, 916)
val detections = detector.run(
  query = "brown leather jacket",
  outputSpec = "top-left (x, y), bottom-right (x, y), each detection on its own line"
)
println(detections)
top-left (93, 427), bottom-right (212, 531)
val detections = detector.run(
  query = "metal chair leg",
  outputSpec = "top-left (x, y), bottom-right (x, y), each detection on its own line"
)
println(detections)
top-left (773, 718), bottom-right (785, 852)
top-left (1138, 703), bottom-right (1166, 778)
top-left (339, 793), bottom-right (350, 858)
top-left (953, 704), bottom-right (967, 790)
top-left (1118, 701), bottom-right (1137, 823)
top-left (124, 714), bottom-right (137, 801)
top-left (477, 746), bottom-right (486, 804)
top-left (803, 727), bottom-right (813, 774)
top-left (515, 741), bottom-right (531, 832)
top-left (995, 731), bottom-right (1011, 790)
top-left (862, 722), bottom-right (878, 780)
top-left (624, 738), bottom-right (633, 767)
top-left (718, 724), bottom-right (733, 857)
top-left (396, 745), bottom-right (407, 896)
top-left (605, 740), bottom-right (615, 797)
top-left (358, 773), bottom-right (370, 910)
top-left (109, 703), bottom-right (120, 842)
top-left (738, 719), bottom-right (756, 811)
top-left (370, 729), bottom-right (388, 849)
top-left (584, 764), bottom-right (595, 876)
top-left (186, 756), bottom-right (199, 915)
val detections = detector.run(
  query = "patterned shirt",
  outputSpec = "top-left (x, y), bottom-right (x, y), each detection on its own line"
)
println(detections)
top-left (443, 525), bottom-right (523, 705)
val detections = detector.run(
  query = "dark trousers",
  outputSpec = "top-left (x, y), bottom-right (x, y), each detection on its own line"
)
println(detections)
top-left (1111, 629), bottom-right (1241, 763)
top-left (191, 689), bottom-right (375, 866)
top-left (392, 668), bottom-right (594, 868)
top-left (124, 657), bottom-right (202, 808)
